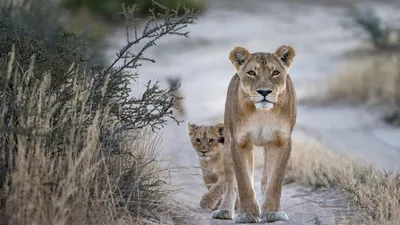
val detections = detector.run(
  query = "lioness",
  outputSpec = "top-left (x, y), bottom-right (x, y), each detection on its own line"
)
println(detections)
top-left (188, 122), bottom-right (226, 210)
top-left (212, 45), bottom-right (297, 223)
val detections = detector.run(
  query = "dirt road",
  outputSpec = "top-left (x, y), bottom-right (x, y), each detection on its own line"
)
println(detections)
top-left (108, 0), bottom-right (400, 224)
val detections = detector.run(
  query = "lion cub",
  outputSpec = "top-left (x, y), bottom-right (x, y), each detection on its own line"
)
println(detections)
top-left (167, 76), bottom-right (185, 117)
top-left (188, 122), bottom-right (226, 210)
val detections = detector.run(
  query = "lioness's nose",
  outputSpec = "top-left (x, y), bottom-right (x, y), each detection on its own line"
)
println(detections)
top-left (201, 150), bottom-right (207, 153)
top-left (257, 89), bottom-right (272, 97)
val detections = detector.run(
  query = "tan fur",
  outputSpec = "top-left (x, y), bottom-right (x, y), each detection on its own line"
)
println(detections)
top-left (167, 76), bottom-right (185, 117)
top-left (212, 45), bottom-right (297, 223)
top-left (188, 123), bottom-right (239, 211)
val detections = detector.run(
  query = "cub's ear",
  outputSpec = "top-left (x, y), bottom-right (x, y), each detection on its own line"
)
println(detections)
top-left (188, 122), bottom-right (197, 135)
top-left (214, 123), bottom-right (224, 136)
top-left (229, 46), bottom-right (251, 70)
top-left (214, 123), bottom-right (225, 144)
top-left (275, 45), bottom-right (296, 67)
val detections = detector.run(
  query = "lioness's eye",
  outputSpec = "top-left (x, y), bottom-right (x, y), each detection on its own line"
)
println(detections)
top-left (247, 70), bottom-right (256, 76)
top-left (195, 138), bottom-right (201, 143)
top-left (272, 70), bottom-right (280, 76)
top-left (209, 139), bottom-right (214, 143)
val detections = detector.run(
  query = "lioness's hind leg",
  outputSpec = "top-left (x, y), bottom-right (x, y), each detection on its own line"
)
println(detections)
top-left (261, 148), bottom-right (268, 198)
top-left (234, 193), bottom-right (240, 210)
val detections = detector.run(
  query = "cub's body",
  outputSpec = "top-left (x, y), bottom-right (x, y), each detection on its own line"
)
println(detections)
top-left (187, 123), bottom-right (238, 210)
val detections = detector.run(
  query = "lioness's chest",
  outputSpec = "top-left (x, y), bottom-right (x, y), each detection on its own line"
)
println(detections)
top-left (237, 111), bottom-right (289, 147)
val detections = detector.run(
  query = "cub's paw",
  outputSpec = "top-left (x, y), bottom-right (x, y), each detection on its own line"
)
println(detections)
top-left (234, 212), bottom-right (260, 223)
top-left (200, 193), bottom-right (218, 210)
top-left (212, 209), bottom-right (233, 220)
top-left (261, 211), bottom-right (289, 222)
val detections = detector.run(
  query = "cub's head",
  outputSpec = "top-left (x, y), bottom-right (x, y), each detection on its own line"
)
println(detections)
top-left (229, 45), bottom-right (296, 110)
top-left (187, 122), bottom-right (224, 160)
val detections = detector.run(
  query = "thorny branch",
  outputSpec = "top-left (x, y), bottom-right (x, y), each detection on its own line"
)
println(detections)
top-left (93, 1), bottom-right (197, 132)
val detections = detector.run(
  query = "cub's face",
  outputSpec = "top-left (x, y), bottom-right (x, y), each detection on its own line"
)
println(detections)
top-left (229, 45), bottom-right (296, 110)
top-left (188, 123), bottom-right (224, 160)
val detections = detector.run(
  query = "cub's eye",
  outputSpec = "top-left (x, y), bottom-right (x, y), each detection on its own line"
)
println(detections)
top-left (195, 138), bottom-right (201, 143)
top-left (272, 70), bottom-right (280, 76)
top-left (209, 139), bottom-right (214, 143)
top-left (247, 70), bottom-right (256, 76)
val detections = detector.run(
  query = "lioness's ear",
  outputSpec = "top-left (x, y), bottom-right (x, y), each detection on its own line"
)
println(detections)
top-left (229, 47), bottom-right (251, 69)
top-left (188, 122), bottom-right (197, 135)
top-left (275, 45), bottom-right (296, 67)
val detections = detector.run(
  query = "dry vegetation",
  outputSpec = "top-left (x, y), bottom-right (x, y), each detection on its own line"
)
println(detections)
top-left (0, 50), bottom-right (173, 225)
top-left (0, 0), bottom-right (197, 225)
top-left (297, 7), bottom-right (400, 223)
top-left (308, 7), bottom-right (400, 126)
top-left (254, 134), bottom-right (400, 224)
top-left (313, 52), bottom-right (399, 105)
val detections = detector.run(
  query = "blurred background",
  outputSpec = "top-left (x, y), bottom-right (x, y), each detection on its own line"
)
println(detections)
top-left (1, 0), bottom-right (400, 224)
top-left (105, 0), bottom-right (400, 171)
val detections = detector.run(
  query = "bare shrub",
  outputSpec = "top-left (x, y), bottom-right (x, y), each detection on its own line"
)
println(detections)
top-left (0, 51), bottom-right (173, 225)
top-left (345, 7), bottom-right (400, 49)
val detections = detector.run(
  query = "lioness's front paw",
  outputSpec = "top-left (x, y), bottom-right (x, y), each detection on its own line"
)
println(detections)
top-left (261, 211), bottom-right (289, 222)
top-left (200, 193), bottom-right (217, 210)
top-left (212, 209), bottom-right (233, 220)
top-left (234, 212), bottom-right (260, 223)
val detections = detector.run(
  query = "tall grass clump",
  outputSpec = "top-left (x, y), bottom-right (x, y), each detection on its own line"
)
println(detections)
top-left (340, 167), bottom-right (400, 224)
top-left (260, 135), bottom-right (400, 224)
top-left (310, 7), bottom-right (400, 126)
top-left (0, 0), bottom-right (197, 224)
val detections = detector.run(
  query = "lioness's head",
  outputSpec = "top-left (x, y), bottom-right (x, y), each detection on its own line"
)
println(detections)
top-left (188, 122), bottom-right (224, 160)
top-left (229, 45), bottom-right (296, 110)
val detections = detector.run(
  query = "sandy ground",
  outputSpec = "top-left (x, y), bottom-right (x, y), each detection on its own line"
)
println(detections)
top-left (107, 0), bottom-right (400, 224)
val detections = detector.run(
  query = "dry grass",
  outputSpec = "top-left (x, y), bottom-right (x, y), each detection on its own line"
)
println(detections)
top-left (4, 129), bottom-right (169, 225)
top-left (0, 50), bottom-right (178, 225)
top-left (314, 52), bottom-right (400, 107)
top-left (305, 50), bottom-right (400, 126)
top-left (254, 135), bottom-right (356, 188)
top-left (308, 7), bottom-right (400, 118)
top-left (255, 134), bottom-right (400, 224)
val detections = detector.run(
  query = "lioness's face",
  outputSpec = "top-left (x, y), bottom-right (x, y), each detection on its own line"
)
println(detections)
top-left (229, 45), bottom-right (296, 110)
top-left (187, 123), bottom-right (224, 160)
